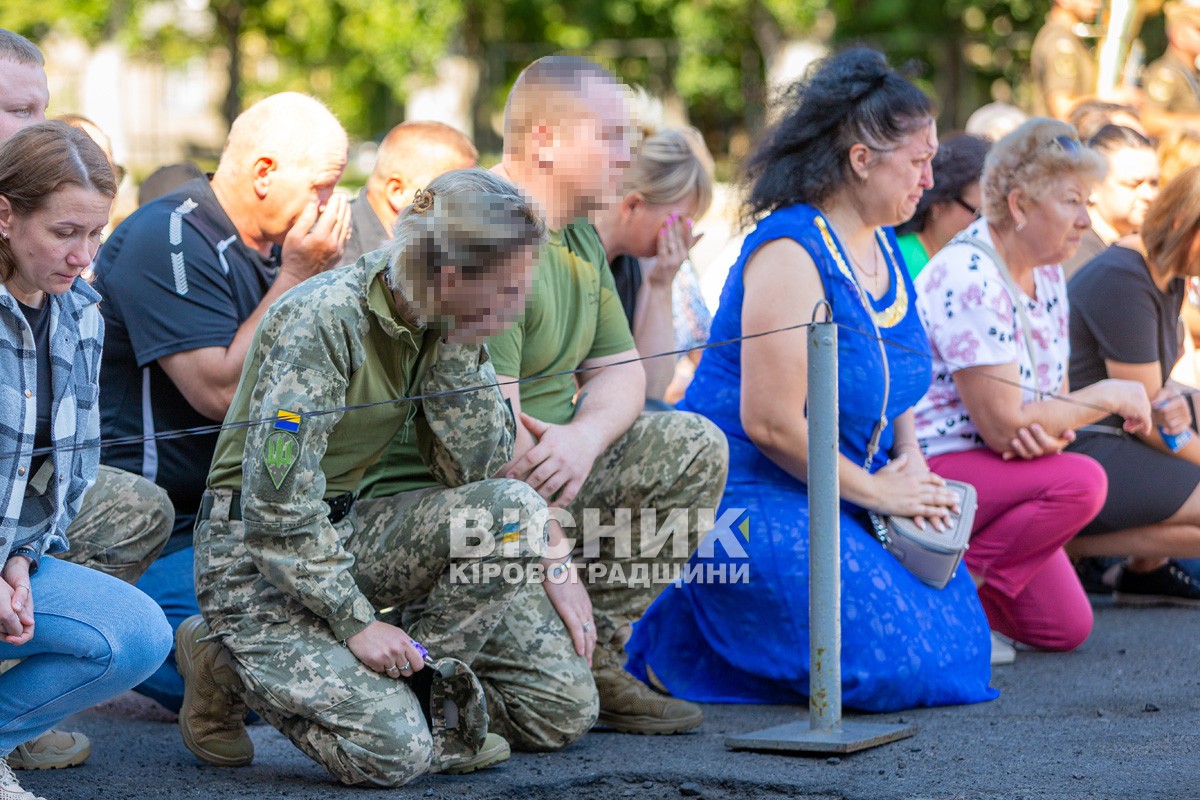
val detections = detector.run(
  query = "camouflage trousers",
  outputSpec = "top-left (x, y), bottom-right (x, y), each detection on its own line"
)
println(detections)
top-left (60, 465), bottom-right (174, 584)
top-left (194, 478), bottom-right (596, 788)
top-left (563, 411), bottom-right (729, 658)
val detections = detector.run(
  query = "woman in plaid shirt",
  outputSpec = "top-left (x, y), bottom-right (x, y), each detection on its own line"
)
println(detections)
top-left (0, 122), bottom-right (171, 800)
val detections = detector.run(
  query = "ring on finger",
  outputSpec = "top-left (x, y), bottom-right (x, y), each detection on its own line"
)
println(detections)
top-left (385, 664), bottom-right (401, 676)
top-left (400, 661), bottom-right (411, 672)
top-left (582, 621), bottom-right (592, 633)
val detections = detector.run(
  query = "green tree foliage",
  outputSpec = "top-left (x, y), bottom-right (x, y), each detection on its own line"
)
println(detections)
top-left (0, 0), bottom-right (113, 41)
top-left (139, 0), bottom-right (464, 135)
top-left (831, 0), bottom-right (1054, 126)
top-left (9, 0), bottom-right (1063, 142)
top-left (461, 0), bottom-right (823, 153)
top-left (241, 0), bottom-right (463, 135)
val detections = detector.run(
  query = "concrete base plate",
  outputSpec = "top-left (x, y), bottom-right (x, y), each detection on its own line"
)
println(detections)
top-left (725, 719), bottom-right (918, 754)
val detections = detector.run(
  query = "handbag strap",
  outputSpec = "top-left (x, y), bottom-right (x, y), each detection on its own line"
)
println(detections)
top-left (825, 221), bottom-right (891, 470)
top-left (952, 233), bottom-right (1046, 401)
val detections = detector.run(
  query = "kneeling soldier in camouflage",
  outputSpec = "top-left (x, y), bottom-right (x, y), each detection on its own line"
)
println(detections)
top-left (176, 168), bottom-right (577, 787)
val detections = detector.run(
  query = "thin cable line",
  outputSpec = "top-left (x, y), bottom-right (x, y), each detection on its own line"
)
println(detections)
top-left (11, 314), bottom-right (1177, 462)
top-left (11, 320), bottom-right (822, 460)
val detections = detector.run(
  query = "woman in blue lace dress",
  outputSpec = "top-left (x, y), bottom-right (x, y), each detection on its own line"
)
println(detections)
top-left (626, 48), bottom-right (997, 711)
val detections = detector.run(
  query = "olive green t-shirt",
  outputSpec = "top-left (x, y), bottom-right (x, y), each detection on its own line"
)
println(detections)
top-left (358, 222), bottom-right (635, 499)
top-left (485, 223), bottom-right (635, 425)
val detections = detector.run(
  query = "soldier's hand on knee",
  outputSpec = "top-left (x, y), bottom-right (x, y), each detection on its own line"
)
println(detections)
top-left (345, 620), bottom-right (427, 679)
top-left (542, 560), bottom-right (596, 665)
top-left (507, 413), bottom-right (602, 508)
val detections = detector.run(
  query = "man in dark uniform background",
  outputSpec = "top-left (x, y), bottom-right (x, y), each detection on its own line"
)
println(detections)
top-left (1031, 0), bottom-right (1101, 119)
top-left (1144, 0), bottom-right (1200, 116)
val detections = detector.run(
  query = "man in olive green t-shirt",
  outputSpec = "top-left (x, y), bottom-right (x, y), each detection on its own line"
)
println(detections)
top-left (484, 55), bottom-right (729, 735)
top-left (359, 55), bottom-right (729, 736)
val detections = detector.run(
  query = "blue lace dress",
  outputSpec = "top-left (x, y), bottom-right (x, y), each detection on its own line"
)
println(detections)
top-left (625, 204), bottom-right (997, 712)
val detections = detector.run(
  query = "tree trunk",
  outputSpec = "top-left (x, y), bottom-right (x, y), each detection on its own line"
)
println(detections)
top-left (461, 0), bottom-right (494, 153)
top-left (214, 0), bottom-right (243, 129)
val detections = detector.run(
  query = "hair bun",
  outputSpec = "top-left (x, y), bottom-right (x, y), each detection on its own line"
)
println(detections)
top-left (840, 48), bottom-right (890, 102)
top-left (411, 188), bottom-right (435, 214)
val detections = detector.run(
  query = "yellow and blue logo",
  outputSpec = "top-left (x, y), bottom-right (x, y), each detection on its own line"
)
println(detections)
top-left (274, 409), bottom-right (301, 433)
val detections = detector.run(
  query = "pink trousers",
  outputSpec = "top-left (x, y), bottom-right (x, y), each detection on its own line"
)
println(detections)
top-left (927, 448), bottom-right (1107, 651)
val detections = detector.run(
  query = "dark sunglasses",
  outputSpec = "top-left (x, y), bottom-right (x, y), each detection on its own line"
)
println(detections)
top-left (954, 197), bottom-right (981, 219)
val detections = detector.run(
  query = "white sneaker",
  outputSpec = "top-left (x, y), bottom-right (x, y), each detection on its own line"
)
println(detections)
top-left (990, 631), bottom-right (1017, 666)
top-left (0, 759), bottom-right (47, 800)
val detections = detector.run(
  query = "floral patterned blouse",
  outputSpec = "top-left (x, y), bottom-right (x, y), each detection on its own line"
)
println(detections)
top-left (913, 220), bottom-right (1071, 457)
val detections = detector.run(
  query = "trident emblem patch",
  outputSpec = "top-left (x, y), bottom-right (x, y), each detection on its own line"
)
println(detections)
top-left (264, 430), bottom-right (299, 489)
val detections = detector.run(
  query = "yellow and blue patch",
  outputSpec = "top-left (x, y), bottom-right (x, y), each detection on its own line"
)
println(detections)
top-left (275, 409), bottom-right (301, 433)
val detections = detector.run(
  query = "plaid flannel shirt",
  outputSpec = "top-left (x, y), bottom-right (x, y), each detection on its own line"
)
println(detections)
top-left (0, 279), bottom-right (103, 570)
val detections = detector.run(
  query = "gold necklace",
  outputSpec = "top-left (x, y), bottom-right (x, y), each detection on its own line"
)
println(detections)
top-left (815, 214), bottom-right (908, 329)
top-left (826, 218), bottom-right (882, 290)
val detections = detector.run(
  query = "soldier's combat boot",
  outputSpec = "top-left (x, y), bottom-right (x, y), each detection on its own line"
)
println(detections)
top-left (435, 732), bottom-right (511, 775)
top-left (176, 614), bottom-right (254, 767)
top-left (593, 647), bottom-right (703, 735)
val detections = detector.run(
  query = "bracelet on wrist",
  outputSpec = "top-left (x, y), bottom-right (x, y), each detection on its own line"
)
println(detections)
top-left (545, 555), bottom-right (575, 582)
top-left (8, 547), bottom-right (37, 575)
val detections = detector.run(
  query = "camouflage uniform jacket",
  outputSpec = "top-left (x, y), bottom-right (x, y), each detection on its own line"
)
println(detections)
top-left (1144, 50), bottom-right (1200, 113)
top-left (206, 250), bottom-right (515, 641)
top-left (0, 278), bottom-right (103, 570)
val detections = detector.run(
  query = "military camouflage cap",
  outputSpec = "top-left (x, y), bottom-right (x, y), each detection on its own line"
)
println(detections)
top-left (423, 656), bottom-right (490, 770)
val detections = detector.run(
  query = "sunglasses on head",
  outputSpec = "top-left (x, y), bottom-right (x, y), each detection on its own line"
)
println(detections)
top-left (1045, 134), bottom-right (1082, 154)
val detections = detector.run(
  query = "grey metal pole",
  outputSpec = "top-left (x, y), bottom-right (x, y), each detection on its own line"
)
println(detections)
top-left (806, 318), bottom-right (841, 733)
top-left (725, 306), bottom-right (916, 754)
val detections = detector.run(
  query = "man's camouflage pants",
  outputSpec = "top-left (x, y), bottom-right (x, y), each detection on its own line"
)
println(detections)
top-left (60, 465), bottom-right (174, 583)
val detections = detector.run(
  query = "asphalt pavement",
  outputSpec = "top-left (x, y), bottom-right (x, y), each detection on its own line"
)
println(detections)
top-left (23, 598), bottom-right (1197, 800)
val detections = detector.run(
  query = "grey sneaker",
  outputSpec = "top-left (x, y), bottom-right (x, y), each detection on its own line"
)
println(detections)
top-left (990, 631), bottom-right (1017, 666)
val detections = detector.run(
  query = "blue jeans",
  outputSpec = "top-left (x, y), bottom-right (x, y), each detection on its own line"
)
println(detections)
top-left (0, 556), bottom-right (171, 756)
top-left (132, 545), bottom-right (199, 713)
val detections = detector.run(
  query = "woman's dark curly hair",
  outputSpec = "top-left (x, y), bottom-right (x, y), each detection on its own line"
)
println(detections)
top-left (896, 133), bottom-right (991, 235)
top-left (742, 47), bottom-right (934, 226)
